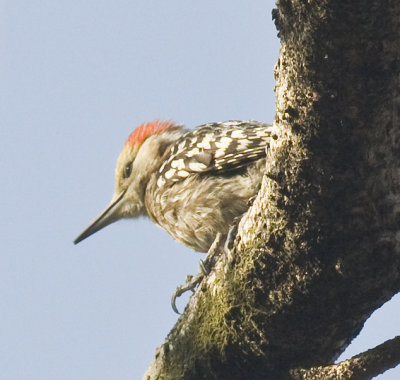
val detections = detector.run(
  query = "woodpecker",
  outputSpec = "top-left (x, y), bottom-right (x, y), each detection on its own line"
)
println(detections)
top-left (74, 120), bottom-right (272, 252)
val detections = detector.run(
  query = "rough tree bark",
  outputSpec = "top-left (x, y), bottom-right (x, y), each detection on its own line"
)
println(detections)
top-left (143, 1), bottom-right (400, 379)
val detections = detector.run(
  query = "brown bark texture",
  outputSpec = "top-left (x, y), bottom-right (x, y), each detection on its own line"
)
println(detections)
top-left (143, 0), bottom-right (400, 379)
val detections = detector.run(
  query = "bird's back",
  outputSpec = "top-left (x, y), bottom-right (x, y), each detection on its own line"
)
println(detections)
top-left (145, 121), bottom-right (272, 252)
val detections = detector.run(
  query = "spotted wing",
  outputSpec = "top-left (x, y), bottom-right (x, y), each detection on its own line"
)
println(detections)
top-left (157, 121), bottom-right (273, 187)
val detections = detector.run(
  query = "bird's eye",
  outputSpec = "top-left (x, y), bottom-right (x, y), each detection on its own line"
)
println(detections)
top-left (123, 161), bottom-right (133, 178)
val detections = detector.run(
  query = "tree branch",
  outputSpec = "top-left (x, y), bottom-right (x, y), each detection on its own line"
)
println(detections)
top-left (290, 336), bottom-right (400, 380)
top-left (143, 1), bottom-right (400, 378)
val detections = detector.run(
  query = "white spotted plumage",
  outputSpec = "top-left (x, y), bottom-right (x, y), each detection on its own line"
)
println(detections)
top-left (157, 120), bottom-right (273, 187)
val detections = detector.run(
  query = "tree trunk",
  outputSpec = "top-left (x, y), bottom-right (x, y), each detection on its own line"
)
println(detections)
top-left (143, 1), bottom-right (400, 379)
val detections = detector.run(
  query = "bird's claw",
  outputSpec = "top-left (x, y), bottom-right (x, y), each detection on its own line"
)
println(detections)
top-left (171, 272), bottom-right (204, 314)
top-left (170, 230), bottom-right (238, 314)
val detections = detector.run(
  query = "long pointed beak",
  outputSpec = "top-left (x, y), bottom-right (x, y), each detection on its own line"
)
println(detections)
top-left (74, 190), bottom-right (126, 244)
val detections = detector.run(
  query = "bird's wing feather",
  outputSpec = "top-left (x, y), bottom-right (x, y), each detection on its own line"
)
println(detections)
top-left (156, 121), bottom-right (273, 187)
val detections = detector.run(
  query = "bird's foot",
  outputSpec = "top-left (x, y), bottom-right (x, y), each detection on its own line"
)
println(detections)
top-left (171, 225), bottom-right (241, 314)
top-left (171, 233), bottom-right (225, 314)
top-left (171, 271), bottom-right (204, 314)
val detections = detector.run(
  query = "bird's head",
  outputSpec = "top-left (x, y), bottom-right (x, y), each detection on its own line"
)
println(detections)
top-left (74, 119), bottom-right (180, 244)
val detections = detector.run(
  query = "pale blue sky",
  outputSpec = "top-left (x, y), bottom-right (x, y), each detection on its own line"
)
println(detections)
top-left (2, 1), bottom-right (399, 379)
